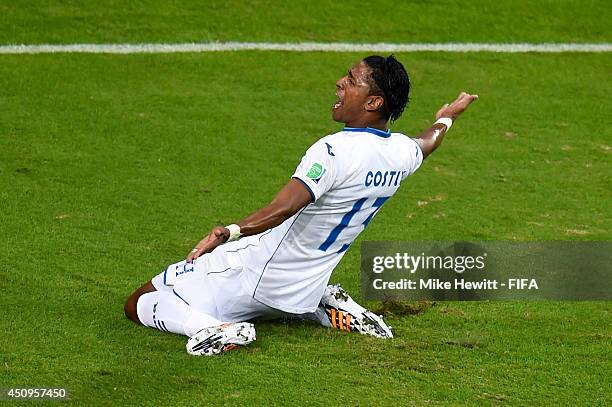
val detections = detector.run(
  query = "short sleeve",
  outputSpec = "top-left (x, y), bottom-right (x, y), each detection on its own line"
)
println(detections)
top-left (292, 139), bottom-right (336, 202)
top-left (402, 137), bottom-right (424, 180)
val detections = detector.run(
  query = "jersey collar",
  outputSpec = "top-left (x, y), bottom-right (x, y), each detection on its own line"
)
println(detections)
top-left (343, 126), bottom-right (391, 138)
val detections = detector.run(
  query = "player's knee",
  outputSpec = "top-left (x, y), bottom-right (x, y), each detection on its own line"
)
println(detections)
top-left (124, 281), bottom-right (156, 324)
top-left (124, 294), bottom-right (139, 323)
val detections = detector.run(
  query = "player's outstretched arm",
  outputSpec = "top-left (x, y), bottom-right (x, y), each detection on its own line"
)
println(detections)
top-left (187, 179), bottom-right (312, 262)
top-left (415, 92), bottom-right (478, 159)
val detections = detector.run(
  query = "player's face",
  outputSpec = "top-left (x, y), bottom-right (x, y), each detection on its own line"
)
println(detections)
top-left (332, 62), bottom-right (374, 125)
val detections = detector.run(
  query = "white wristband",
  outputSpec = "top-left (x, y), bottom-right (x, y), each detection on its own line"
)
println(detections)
top-left (225, 224), bottom-right (241, 242)
top-left (434, 117), bottom-right (453, 130)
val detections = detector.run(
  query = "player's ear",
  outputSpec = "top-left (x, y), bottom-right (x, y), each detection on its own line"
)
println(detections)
top-left (365, 95), bottom-right (384, 112)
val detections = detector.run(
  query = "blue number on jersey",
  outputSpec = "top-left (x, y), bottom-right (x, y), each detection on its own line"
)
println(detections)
top-left (318, 196), bottom-right (390, 253)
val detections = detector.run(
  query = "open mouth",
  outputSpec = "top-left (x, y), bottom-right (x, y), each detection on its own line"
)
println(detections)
top-left (332, 92), bottom-right (343, 110)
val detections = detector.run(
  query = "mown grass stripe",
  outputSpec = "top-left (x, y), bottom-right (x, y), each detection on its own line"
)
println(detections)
top-left (1, 42), bottom-right (611, 54)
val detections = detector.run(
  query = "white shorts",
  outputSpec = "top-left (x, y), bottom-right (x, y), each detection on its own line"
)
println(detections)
top-left (151, 258), bottom-right (286, 323)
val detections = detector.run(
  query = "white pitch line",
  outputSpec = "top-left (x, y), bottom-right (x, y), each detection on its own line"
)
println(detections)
top-left (0, 42), bottom-right (611, 54)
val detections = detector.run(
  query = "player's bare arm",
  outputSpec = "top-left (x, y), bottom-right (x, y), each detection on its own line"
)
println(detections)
top-left (416, 92), bottom-right (479, 159)
top-left (186, 179), bottom-right (312, 261)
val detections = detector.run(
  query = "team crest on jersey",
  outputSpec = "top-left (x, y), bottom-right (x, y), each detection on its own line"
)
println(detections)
top-left (306, 162), bottom-right (326, 183)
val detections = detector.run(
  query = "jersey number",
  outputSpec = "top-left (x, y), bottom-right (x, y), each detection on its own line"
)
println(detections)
top-left (318, 196), bottom-right (389, 253)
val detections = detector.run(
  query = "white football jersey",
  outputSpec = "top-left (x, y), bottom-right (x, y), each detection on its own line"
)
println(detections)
top-left (204, 127), bottom-right (423, 314)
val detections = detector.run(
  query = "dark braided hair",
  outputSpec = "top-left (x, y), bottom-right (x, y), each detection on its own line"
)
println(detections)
top-left (362, 55), bottom-right (410, 123)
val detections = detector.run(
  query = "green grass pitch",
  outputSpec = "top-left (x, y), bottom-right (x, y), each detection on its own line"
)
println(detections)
top-left (1, 1), bottom-right (610, 405)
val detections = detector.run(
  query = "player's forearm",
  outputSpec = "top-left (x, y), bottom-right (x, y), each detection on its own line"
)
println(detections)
top-left (237, 202), bottom-right (296, 236)
top-left (417, 92), bottom-right (478, 158)
top-left (185, 201), bottom-right (297, 263)
top-left (415, 122), bottom-right (449, 159)
top-left (232, 178), bottom-right (313, 237)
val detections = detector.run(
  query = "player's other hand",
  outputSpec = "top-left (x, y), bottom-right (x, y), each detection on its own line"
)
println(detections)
top-left (186, 226), bottom-right (230, 262)
top-left (435, 92), bottom-right (479, 121)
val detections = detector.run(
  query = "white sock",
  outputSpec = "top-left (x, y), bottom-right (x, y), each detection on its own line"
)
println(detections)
top-left (136, 291), bottom-right (223, 337)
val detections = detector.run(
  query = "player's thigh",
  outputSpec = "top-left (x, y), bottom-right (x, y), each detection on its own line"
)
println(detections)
top-left (153, 245), bottom-right (245, 316)
top-left (204, 269), bottom-right (286, 322)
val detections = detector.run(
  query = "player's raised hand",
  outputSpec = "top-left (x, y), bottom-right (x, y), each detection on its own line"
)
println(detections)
top-left (435, 92), bottom-right (479, 121)
top-left (186, 226), bottom-right (229, 262)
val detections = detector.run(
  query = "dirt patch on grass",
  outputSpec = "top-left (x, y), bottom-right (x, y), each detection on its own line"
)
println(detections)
top-left (371, 300), bottom-right (435, 317)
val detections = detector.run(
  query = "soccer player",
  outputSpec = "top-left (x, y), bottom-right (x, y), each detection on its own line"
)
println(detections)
top-left (124, 55), bottom-right (478, 355)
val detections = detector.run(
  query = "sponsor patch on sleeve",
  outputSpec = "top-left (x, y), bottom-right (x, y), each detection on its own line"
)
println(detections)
top-left (306, 162), bottom-right (326, 183)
